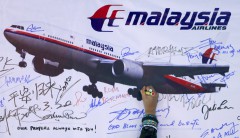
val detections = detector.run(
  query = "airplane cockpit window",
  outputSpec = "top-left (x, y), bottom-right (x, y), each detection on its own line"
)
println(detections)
top-left (11, 25), bottom-right (17, 28)
top-left (10, 25), bottom-right (24, 30)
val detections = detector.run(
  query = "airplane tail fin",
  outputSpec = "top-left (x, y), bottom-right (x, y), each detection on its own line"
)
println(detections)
top-left (202, 48), bottom-right (217, 64)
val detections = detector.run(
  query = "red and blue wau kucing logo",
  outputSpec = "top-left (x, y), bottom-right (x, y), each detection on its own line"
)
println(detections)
top-left (89, 5), bottom-right (231, 32)
top-left (88, 5), bottom-right (124, 32)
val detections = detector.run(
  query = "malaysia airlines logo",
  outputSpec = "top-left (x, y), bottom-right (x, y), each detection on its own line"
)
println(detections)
top-left (89, 5), bottom-right (231, 32)
top-left (89, 5), bottom-right (124, 32)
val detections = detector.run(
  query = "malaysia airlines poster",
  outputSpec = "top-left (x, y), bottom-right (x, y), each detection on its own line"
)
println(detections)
top-left (0, 0), bottom-right (240, 138)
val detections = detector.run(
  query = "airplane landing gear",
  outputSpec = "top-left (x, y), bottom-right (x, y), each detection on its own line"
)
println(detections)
top-left (83, 84), bottom-right (103, 98)
top-left (128, 88), bottom-right (142, 101)
top-left (83, 77), bottom-right (103, 98)
top-left (19, 61), bottom-right (27, 68)
top-left (17, 49), bottom-right (27, 68)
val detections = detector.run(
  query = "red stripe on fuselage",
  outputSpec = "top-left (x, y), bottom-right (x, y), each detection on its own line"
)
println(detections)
top-left (164, 75), bottom-right (206, 92)
top-left (4, 28), bottom-right (117, 60)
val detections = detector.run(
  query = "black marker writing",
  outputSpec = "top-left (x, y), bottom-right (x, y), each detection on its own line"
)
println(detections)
top-left (202, 100), bottom-right (234, 120)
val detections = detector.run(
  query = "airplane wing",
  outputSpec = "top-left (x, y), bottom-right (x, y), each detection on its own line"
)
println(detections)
top-left (95, 59), bottom-right (229, 98)
top-left (96, 59), bottom-right (229, 81)
top-left (161, 74), bottom-right (227, 94)
top-left (96, 59), bottom-right (229, 84)
top-left (140, 62), bottom-right (229, 95)
top-left (143, 62), bottom-right (229, 78)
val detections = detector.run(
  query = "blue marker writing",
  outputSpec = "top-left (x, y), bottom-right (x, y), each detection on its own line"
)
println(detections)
top-left (0, 97), bottom-right (5, 107)
top-left (26, 24), bottom-right (44, 32)
top-left (121, 47), bottom-right (139, 57)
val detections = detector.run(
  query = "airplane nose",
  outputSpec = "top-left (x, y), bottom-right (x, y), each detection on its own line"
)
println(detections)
top-left (4, 29), bottom-right (8, 37)
top-left (3, 28), bottom-right (19, 48)
top-left (3, 28), bottom-right (12, 40)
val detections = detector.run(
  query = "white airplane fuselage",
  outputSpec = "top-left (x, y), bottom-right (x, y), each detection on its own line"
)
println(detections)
top-left (4, 22), bottom-right (125, 83)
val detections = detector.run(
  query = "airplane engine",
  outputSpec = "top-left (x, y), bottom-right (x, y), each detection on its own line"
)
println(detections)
top-left (112, 59), bottom-right (144, 80)
top-left (32, 57), bottom-right (64, 76)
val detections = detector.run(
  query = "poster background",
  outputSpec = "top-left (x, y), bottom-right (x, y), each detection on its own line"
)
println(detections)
top-left (0, 0), bottom-right (240, 138)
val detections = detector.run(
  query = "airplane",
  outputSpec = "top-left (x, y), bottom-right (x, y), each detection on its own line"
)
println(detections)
top-left (3, 22), bottom-right (230, 100)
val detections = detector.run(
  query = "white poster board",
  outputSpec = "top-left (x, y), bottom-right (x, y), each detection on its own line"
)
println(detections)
top-left (0, 0), bottom-right (239, 138)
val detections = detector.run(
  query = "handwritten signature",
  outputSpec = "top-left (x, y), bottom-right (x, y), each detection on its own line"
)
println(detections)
top-left (0, 57), bottom-right (16, 82)
top-left (196, 71), bottom-right (235, 88)
top-left (158, 93), bottom-right (212, 111)
top-left (202, 100), bottom-right (234, 120)
top-left (87, 93), bottom-right (131, 113)
top-left (121, 47), bottom-right (139, 57)
top-left (26, 24), bottom-right (44, 32)
top-left (177, 119), bottom-right (199, 129)
top-left (0, 75), bottom-right (40, 88)
top-left (185, 38), bottom-right (237, 62)
top-left (212, 71), bottom-right (235, 85)
top-left (108, 106), bottom-right (170, 123)
top-left (148, 45), bottom-right (188, 57)
top-left (42, 110), bottom-right (87, 121)
top-left (200, 122), bottom-right (239, 138)
top-left (55, 76), bottom-right (81, 104)
top-left (0, 104), bottom-right (88, 135)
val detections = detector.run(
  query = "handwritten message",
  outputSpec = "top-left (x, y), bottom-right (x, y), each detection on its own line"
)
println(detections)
top-left (0, 57), bottom-right (17, 80)
top-left (148, 45), bottom-right (188, 57)
top-left (0, 76), bottom-right (87, 135)
top-left (184, 38), bottom-right (240, 62)
top-left (200, 122), bottom-right (239, 138)
top-left (0, 37), bottom-right (239, 138)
